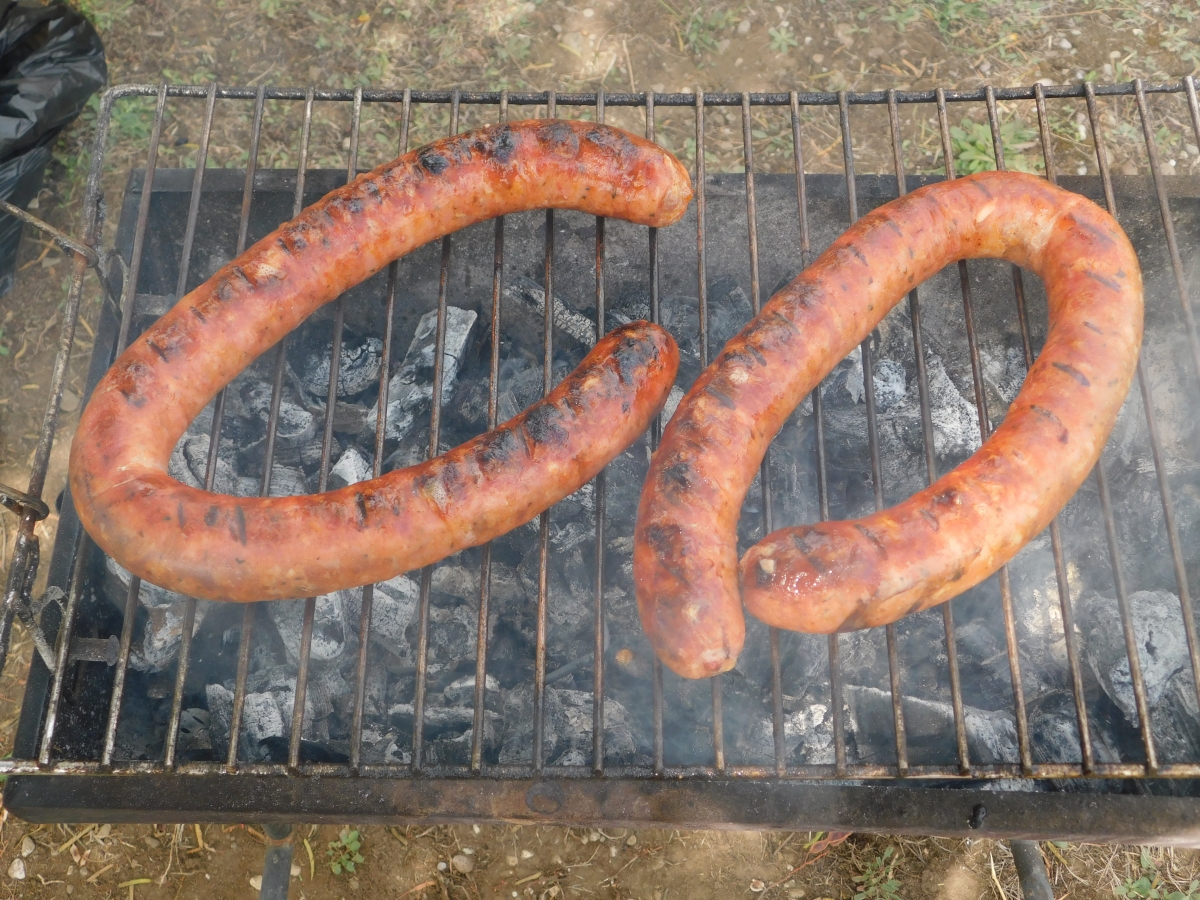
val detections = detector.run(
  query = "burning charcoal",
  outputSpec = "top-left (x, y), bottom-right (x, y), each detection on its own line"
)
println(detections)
top-left (176, 708), bottom-right (212, 757)
top-left (1080, 590), bottom-right (1192, 727)
top-left (1028, 689), bottom-right (1123, 766)
top-left (499, 686), bottom-right (636, 766)
top-left (268, 591), bottom-right (359, 666)
top-left (328, 446), bottom-right (373, 489)
top-left (443, 674), bottom-right (500, 706)
top-left (168, 434), bottom-right (240, 495)
top-left (501, 274), bottom-right (596, 354)
top-left (368, 574), bottom-right (420, 665)
top-left (292, 333), bottom-right (384, 399)
top-left (368, 306), bottom-right (478, 442)
top-left (105, 556), bottom-right (188, 610)
top-left (130, 600), bottom-right (210, 673)
top-left (743, 704), bottom-right (835, 766)
top-left (844, 684), bottom-right (1018, 766)
top-left (267, 465), bottom-right (310, 498)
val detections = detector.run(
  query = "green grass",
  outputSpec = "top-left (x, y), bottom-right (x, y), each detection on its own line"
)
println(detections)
top-left (950, 116), bottom-right (1042, 175)
top-left (1117, 850), bottom-right (1200, 900)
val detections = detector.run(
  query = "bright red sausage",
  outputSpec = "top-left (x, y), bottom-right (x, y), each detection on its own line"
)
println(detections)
top-left (635, 171), bottom-right (1142, 679)
top-left (70, 120), bottom-right (690, 602)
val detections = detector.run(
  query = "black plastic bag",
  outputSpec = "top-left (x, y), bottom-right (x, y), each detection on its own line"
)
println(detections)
top-left (0, 0), bottom-right (106, 295)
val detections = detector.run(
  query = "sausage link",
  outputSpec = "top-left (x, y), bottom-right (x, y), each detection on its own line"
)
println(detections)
top-left (635, 171), bottom-right (1142, 679)
top-left (70, 120), bottom-right (690, 602)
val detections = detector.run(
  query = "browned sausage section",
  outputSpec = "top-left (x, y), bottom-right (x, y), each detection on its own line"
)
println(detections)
top-left (635, 171), bottom-right (1142, 679)
top-left (70, 120), bottom-right (690, 602)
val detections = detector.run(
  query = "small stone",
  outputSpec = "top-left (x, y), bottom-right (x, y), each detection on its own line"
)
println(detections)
top-left (96, 825), bottom-right (112, 839)
top-left (349, 877), bottom-right (360, 891)
top-left (626, 835), bottom-right (637, 846)
top-left (19, 836), bottom-right (34, 858)
top-left (788, 890), bottom-right (807, 900)
top-left (79, 866), bottom-right (88, 878)
top-left (588, 832), bottom-right (601, 842)
top-left (1058, 37), bottom-right (1072, 49)
top-left (143, 836), bottom-right (160, 849)
top-left (472, 824), bottom-right (482, 835)
top-left (462, 847), bottom-right (474, 855)
top-left (438, 861), bottom-right (448, 871)
top-left (610, 846), bottom-right (618, 858)
top-left (812, 54), bottom-right (824, 64)
top-left (521, 849), bottom-right (534, 859)
top-left (66, 886), bottom-right (74, 895)
top-left (59, 390), bottom-right (80, 413)
top-left (751, 879), bottom-right (767, 893)
top-left (291, 863), bottom-right (301, 877)
top-left (737, 17), bottom-right (751, 34)
top-left (452, 854), bottom-right (475, 874)
top-left (8, 858), bottom-right (26, 880)
top-left (1076, 164), bottom-right (1087, 176)
top-left (249, 875), bottom-right (262, 890)
top-left (507, 855), bottom-right (519, 866)
top-left (582, 7), bottom-right (594, 16)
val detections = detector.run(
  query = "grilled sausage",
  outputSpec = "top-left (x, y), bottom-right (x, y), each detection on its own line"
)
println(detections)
top-left (635, 171), bottom-right (1142, 679)
top-left (70, 120), bottom-right (690, 602)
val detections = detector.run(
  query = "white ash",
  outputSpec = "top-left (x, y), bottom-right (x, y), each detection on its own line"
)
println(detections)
top-left (499, 686), bottom-right (637, 766)
top-left (443, 674), bottom-right (500, 706)
top-left (661, 385), bottom-right (685, 425)
top-left (328, 446), bottom-right (373, 489)
top-left (105, 556), bottom-right (188, 610)
top-left (242, 384), bottom-right (317, 448)
top-left (1080, 590), bottom-right (1192, 727)
top-left (168, 433), bottom-right (241, 495)
top-left (742, 703), bottom-right (835, 765)
top-left (367, 306), bottom-right (477, 441)
top-left (268, 590), bottom-right (360, 666)
top-left (129, 599), bottom-right (210, 673)
top-left (981, 345), bottom-right (1027, 407)
top-left (844, 684), bottom-right (1018, 765)
top-left (367, 574), bottom-right (420, 665)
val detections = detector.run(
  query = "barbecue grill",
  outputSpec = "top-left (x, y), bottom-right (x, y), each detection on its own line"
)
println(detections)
top-left (2, 79), bottom-right (1200, 852)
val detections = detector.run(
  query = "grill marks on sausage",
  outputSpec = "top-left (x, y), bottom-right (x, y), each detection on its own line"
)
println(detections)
top-left (1052, 361), bottom-right (1091, 386)
top-left (1083, 268), bottom-right (1122, 292)
top-left (1031, 404), bottom-right (1071, 443)
top-left (418, 149), bottom-right (451, 175)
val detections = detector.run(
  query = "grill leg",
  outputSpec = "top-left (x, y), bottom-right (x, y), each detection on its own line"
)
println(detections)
top-left (260, 824), bottom-right (295, 900)
top-left (1009, 840), bottom-right (1053, 900)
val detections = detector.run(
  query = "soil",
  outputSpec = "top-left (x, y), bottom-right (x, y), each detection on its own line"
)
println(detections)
top-left (1, 0), bottom-right (1200, 897)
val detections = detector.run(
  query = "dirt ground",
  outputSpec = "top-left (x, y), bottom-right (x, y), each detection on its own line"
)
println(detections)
top-left (2, 0), bottom-right (1200, 897)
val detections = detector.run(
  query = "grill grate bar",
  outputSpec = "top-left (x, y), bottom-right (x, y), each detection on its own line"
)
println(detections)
top-left (413, 90), bottom-right (462, 773)
top-left (531, 90), bottom-right (556, 774)
top-left (96, 82), bottom-right (171, 769)
top-left (646, 91), bottom-right (666, 777)
top-left (838, 89), bottom-right (911, 776)
top-left (163, 82), bottom-right (220, 769)
top-left (1083, 82), bottom-right (1159, 774)
top-left (1031, 81), bottom-right (1095, 775)
top-left (886, 88), bottom-right (970, 774)
top-left (935, 87), bottom-right (1034, 774)
top-left (86, 82), bottom-right (1193, 108)
top-left (591, 88), bottom-right (607, 776)
top-left (472, 87), bottom-right (501, 774)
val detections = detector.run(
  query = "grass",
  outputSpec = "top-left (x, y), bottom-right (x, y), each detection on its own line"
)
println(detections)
top-left (1118, 850), bottom-right (1200, 900)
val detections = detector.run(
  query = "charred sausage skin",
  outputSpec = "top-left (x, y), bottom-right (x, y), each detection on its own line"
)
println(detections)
top-left (635, 171), bottom-right (1142, 679)
top-left (70, 120), bottom-right (690, 602)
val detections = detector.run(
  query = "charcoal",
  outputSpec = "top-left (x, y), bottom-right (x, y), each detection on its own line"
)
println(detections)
top-left (500, 274), bottom-right (596, 354)
top-left (1080, 589), bottom-right (1192, 727)
top-left (1028, 689), bottom-right (1124, 766)
top-left (205, 684), bottom-right (235, 758)
top-left (742, 703), bottom-right (835, 766)
top-left (844, 684), bottom-right (1018, 766)
top-left (292, 333), bottom-right (384, 399)
top-left (130, 600), bottom-right (210, 673)
top-left (328, 446), bottom-right (373, 489)
top-left (368, 306), bottom-right (478, 441)
top-left (368, 574), bottom-right (420, 664)
top-left (176, 708), bottom-right (212, 757)
top-left (443, 674), bottom-right (500, 706)
top-left (431, 565), bottom-right (479, 603)
top-left (104, 556), bottom-right (188, 610)
top-left (495, 355), bottom-right (543, 426)
top-left (242, 384), bottom-right (317, 448)
top-left (168, 433), bottom-right (241, 495)
top-left (267, 591), bottom-right (359, 666)
top-left (499, 686), bottom-right (637, 766)
top-left (267, 465), bottom-right (310, 497)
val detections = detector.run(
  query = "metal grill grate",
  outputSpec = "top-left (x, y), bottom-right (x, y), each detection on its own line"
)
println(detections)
top-left (3, 80), bottom-right (1200, 839)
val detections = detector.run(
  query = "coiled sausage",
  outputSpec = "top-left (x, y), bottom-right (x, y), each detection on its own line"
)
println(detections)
top-left (635, 171), bottom-right (1142, 679)
top-left (70, 120), bottom-right (690, 602)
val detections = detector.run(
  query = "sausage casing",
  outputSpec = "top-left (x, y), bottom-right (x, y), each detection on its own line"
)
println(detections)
top-left (635, 171), bottom-right (1142, 679)
top-left (70, 120), bottom-right (690, 602)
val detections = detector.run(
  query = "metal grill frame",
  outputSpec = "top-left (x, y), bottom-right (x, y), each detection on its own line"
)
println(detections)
top-left (4, 79), bottom-right (1200, 842)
